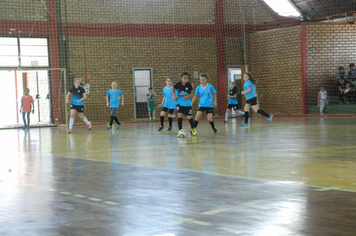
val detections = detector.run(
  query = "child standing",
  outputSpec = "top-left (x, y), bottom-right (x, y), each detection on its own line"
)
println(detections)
top-left (66, 78), bottom-right (92, 133)
top-left (20, 88), bottom-right (34, 130)
top-left (191, 74), bottom-right (218, 134)
top-left (147, 87), bottom-right (157, 121)
top-left (241, 72), bottom-right (273, 126)
top-left (318, 86), bottom-right (329, 115)
top-left (106, 81), bottom-right (124, 129)
top-left (157, 78), bottom-right (176, 131)
top-left (224, 82), bottom-right (244, 123)
top-left (172, 72), bottom-right (196, 136)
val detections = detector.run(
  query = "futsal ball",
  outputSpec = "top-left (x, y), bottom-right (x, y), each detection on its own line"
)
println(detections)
top-left (178, 129), bottom-right (187, 138)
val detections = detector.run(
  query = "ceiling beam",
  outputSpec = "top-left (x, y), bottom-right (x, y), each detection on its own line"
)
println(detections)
top-left (296, 0), bottom-right (314, 5)
top-left (286, 0), bottom-right (304, 16)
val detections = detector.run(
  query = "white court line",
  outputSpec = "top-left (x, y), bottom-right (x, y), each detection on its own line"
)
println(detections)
top-left (190, 220), bottom-right (211, 226)
top-left (87, 197), bottom-right (102, 202)
top-left (60, 191), bottom-right (72, 195)
top-left (104, 201), bottom-right (119, 205)
top-left (218, 227), bottom-right (242, 234)
top-left (73, 194), bottom-right (86, 198)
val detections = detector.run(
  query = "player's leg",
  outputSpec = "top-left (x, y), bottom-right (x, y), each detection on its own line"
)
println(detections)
top-left (21, 112), bottom-right (26, 129)
top-left (194, 111), bottom-right (203, 128)
top-left (68, 109), bottom-right (77, 133)
top-left (207, 111), bottom-right (217, 133)
top-left (252, 104), bottom-right (273, 123)
top-left (167, 109), bottom-right (174, 131)
top-left (177, 106), bottom-right (183, 130)
top-left (152, 109), bottom-right (156, 120)
top-left (159, 108), bottom-right (166, 131)
top-left (320, 100), bottom-right (325, 114)
top-left (241, 103), bottom-right (251, 126)
top-left (26, 112), bottom-right (30, 129)
top-left (78, 108), bottom-right (92, 130)
top-left (186, 107), bottom-right (195, 135)
top-left (224, 106), bottom-right (231, 123)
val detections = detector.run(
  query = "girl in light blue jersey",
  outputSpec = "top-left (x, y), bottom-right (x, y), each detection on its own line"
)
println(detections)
top-left (241, 72), bottom-right (273, 126)
top-left (191, 74), bottom-right (217, 134)
top-left (157, 78), bottom-right (176, 131)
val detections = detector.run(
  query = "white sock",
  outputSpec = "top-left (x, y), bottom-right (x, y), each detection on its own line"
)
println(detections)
top-left (153, 117), bottom-right (155, 119)
top-left (238, 110), bottom-right (245, 115)
top-left (82, 117), bottom-right (90, 125)
top-left (225, 113), bottom-right (229, 121)
top-left (69, 118), bottom-right (74, 129)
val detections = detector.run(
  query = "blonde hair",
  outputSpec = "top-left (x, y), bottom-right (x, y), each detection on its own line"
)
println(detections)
top-left (74, 78), bottom-right (85, 86)
top-left (112, 81), bottom-right (117, 85)
top-left (166, 77), bottom-right (172, 81)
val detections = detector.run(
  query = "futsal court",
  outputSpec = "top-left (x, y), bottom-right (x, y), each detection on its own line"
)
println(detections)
top-left (1, 116), bottom-right (356, 236)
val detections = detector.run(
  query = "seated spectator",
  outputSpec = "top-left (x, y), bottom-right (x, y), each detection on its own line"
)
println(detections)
top-left (337, 66), bottom-right (349, 80)
top-left (349, 63), bottom-right (356, 86)
top-left (338, 78), bottom-right (355, 104)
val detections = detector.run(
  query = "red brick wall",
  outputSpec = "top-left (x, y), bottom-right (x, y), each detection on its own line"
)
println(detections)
top-left (250, 26), bottom-right (303, 115)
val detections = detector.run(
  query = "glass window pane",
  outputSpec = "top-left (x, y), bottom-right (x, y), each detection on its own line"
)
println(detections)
top-left (0, 45), bottom-right (18, 56)
top-left (0, 56), bottom-right (19, 67)
top-left (21, 57), bottom-right (49, 67)
top-left (21, 45), bottom-right (48, 57)
top-left (20, 38), bottom-right (48, 46)
top-left (0, 37), bottom-right (17, 46)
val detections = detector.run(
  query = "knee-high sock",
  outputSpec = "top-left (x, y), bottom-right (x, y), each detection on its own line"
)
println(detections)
top-left (109, 116), bottom-right (114, 126)
top-left (257, 109), bottom-right (270, 118)
top-left (178, 118), bottom-right (183, 130)
top-left (209, 121), bottom-right (215, 130)
top-left (168, 117), bottom-right (173, 127)
top-left (113, 116), bottom-right (120, 124)
top-left (194, 120), bottom-right (199, 128)
top-left (188, 118), bottom-right (194, 128)
top-left (69, 118), bottom-right (74, 129)
top-left (244, 112), bottom-right (249, 123)
top-left (82, 117), bottom-right (90, 125)
top-left (160, 116), bottom-right (164, 127)
top-left (225, 113), bottom-right (229, 121)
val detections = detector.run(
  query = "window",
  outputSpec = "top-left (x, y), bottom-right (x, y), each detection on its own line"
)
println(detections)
top-left (263, 0), bottom-right (301, 17)
top-left (0, 37), bottom-right (49, 68)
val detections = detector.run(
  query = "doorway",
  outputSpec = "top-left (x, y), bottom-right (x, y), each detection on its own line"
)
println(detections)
top-left (0, 70), bottom-right (51, 128)
top-left (132, 68), bottom-right (153, 119)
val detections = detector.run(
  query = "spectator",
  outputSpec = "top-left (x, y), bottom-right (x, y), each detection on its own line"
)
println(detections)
top-left (337, 66), bottom-right (348, 80)
top-left (349, 63), bottom-right (356, 86)
top-left (337, 78), bottom-right (354, 104)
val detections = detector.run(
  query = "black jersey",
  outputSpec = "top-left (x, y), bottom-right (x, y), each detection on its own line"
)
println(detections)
top-left (70, 86), bottom-right (85, 106)
top-left (174, 81), bottom-right (193, 106)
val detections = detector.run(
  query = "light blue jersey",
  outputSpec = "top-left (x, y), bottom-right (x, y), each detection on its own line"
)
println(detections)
top-left (162, 86), bottom-right (176, 109)
top-left (106, 89), bottom-right (123, 108)
top-left (243, 80), bottom-right (257, 100)
top-left (195, 83), bottom-right (216, 108)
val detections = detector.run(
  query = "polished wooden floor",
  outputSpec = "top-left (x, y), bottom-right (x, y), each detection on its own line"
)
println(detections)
top-left (1, 116), bottom-right (356, 236)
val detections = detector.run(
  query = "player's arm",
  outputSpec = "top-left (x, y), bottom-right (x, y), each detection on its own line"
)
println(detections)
top-left (191, 95), bottom-right (197, 106)
top-left (106, 95), bottom-right (110, 107)
top-left (172, 87), bottom-right (177, 100)
top-left (213, 93), bottom-right (217, 106)
top-left (242, 88), bottom-right (251, 95)
top-left (158, 97), bottom-right (164, 108)
top-left (66, 91), bottom-right (72, 104)
top-left (121, 95), bottom-right (124, 106)
top-left (78, 93), bottom-right (87, 102)
top-left (20, 102), bottom-right (23, 113)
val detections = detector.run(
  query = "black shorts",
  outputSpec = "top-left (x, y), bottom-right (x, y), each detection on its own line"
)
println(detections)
top-left (246, 97), bottom-right (258, 106)
top-left (176, 105), bottom-right (192, 116)
top-left (198, 107), bottom-right (214, 115)
top-left (227, 104), bottom-right (238, 110)
top-left (71, 104), bottom-right (84, 113)
top-left (162, 107), bottom-right (175, 114)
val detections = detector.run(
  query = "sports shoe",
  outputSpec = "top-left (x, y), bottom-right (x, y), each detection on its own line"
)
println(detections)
top-left (267, 115), bottom-right (273, 124)
top-left (240, 122), bottom-right (249, 126)
top-left (152, 118), bottom-right (158, 121)
top-left (67, 129), bottom-right (73, 133)
top-left (213, 128), bottom-right (217, 133)
top-left (87, 122), bottom-right (92, 131)
top-left (117, 123), bottom-right (122, 130)
top-left (26, 126), bottom-right (30, 130)
top-left (191, 127), bottom-right (197, 135)
top-left (223, 120), bottom-right (227, 123)
top-left (158, 126), bottom-right (163, 131)
top-left (22, 126), bottom-right (26, 130)
top-left (107, 126), bottom-right (112, 130)
top-left (167, 127), bottom-right (172, 131)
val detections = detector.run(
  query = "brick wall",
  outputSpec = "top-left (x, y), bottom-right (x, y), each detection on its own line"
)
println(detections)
top-left (306, 23), bottom-right (356, 104)
top-left (0, 0), bottom-right (47, 21)
top-left (67, 36), bottom-right (219, 122)
top-left (250, 26), bottom-right (303, 115)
